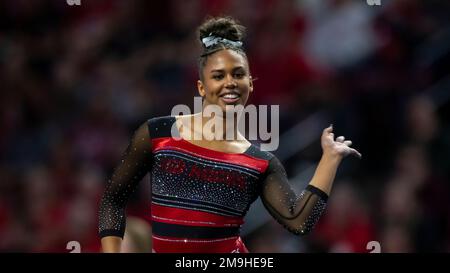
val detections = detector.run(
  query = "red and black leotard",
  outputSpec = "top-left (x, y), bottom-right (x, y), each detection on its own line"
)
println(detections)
top-left (98, 116), bottom-right (329, 253)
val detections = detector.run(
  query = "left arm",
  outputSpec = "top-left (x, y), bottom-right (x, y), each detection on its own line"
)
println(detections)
top-left (309, 125), bottom-right (361, 195)
top-left (260, 125), bottom-right (361, 235)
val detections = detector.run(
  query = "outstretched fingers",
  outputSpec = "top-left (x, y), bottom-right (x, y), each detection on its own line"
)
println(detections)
top-left (323, 125), bottom-right (362, 159)
top-left (349, 148), bottom-right (362, 159)
top-left (343, 140), bottom-right (352, 146)
top-left (336, 136), bottom-right (345, 143)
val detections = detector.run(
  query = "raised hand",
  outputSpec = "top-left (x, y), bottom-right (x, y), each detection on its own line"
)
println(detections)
top-left (321, 125), bottom-right (362, 159)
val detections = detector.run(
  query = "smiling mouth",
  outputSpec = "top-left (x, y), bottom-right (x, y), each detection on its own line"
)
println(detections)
top-left (220, 92), bottom-right (241, 104)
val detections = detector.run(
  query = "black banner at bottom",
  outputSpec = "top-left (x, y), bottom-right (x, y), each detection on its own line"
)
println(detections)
top-left (2, 253), bottom-right (445, 272)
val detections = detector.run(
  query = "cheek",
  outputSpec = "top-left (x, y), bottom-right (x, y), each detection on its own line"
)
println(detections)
top-left (240, 81), bottom-right (252, 93)
top-left (203, 83), bottom-right (221, 97)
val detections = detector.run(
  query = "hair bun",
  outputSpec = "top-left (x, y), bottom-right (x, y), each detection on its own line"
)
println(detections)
top-left (198, 16), bottom-right (246, 44)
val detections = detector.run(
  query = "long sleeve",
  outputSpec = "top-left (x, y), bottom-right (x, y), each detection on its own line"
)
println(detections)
top-left (260, 156), bottom-right (329, 235)
top-left (98, 122), bottom-right (152, 238)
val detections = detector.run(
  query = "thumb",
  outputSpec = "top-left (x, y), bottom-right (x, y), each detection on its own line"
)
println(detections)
top-left (323, 124), bottom-right (333, 135)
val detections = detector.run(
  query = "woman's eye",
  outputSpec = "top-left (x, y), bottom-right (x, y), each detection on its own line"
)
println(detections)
top-left (234, 73), bottom-right (244, 79)
top-left (213, 75), bottom-right (224, 80)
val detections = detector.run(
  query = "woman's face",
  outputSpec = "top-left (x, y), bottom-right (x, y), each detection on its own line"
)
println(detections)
top-left (198, 49), bottom-right (253, 112)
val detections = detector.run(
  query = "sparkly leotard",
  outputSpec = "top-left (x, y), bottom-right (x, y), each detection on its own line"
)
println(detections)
top-left (99, 116), bottom-right (328, 253)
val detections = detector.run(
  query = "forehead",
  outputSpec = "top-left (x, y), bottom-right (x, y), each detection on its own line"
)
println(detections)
top-left (204, 49), bottom-right (248, 71)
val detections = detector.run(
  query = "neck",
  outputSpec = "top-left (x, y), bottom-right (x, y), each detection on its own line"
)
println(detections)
top-left (192, 111), bottom-right (244, 141)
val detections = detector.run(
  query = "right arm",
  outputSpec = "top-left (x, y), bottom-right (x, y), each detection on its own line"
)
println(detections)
top-left (98, 122), bottom-right (152, 252)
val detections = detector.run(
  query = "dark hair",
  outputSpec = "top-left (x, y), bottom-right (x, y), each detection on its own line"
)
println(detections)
top-left (197, 16), bottom-right (248, 80)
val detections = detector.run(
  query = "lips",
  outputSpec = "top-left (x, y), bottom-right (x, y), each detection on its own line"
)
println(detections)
top-left (219, 91), bottom-right (241, 104)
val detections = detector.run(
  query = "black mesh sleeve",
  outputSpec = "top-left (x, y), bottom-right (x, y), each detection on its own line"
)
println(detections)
top-left (98, 122), bottom-right (152, 238)
top-left (260, 156), bottom-right (329, 235)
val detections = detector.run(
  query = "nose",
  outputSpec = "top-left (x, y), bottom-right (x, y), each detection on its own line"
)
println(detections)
top-left (225, 75), bottom-right (237, 88)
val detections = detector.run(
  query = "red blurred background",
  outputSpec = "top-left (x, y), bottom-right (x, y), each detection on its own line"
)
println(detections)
top-left (0, 0), bottom-right (449, 252)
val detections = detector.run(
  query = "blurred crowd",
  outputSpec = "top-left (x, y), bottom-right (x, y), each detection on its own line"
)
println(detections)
top-left (0, 0), bottom-right (449, 252)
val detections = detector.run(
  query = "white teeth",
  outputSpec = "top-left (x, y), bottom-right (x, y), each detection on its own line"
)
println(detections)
top-left (223, 94), bottom-right (238, 99)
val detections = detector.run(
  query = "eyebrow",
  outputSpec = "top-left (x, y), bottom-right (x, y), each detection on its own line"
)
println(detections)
top-left (210, 66), bottom-right (245, 73)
